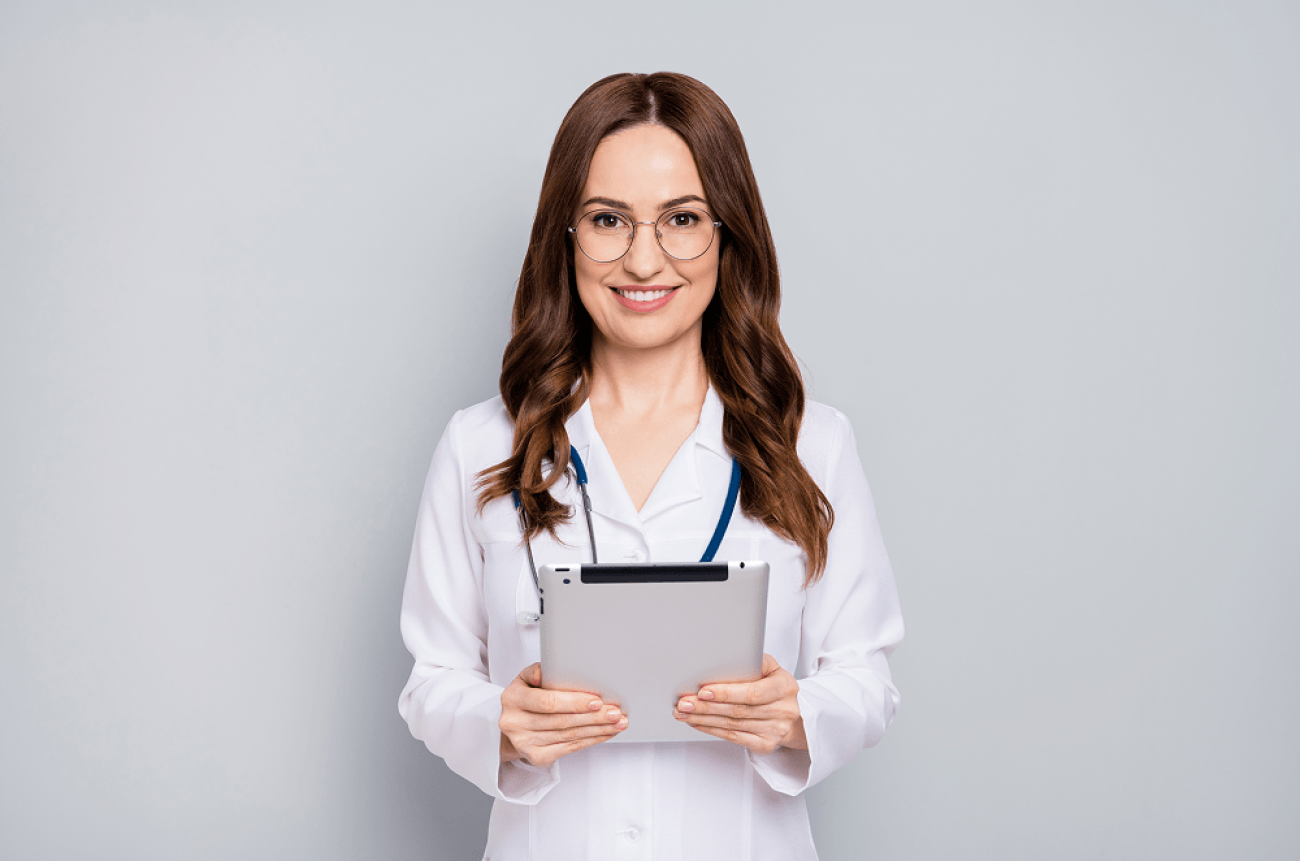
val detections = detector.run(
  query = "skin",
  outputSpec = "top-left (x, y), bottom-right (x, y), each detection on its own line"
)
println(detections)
top-left (499, 664), bottom-right (625, 767)
top-left (499, 123), bottom-right (807, 767)
top-left (576, 123), bottom-right (719, 510)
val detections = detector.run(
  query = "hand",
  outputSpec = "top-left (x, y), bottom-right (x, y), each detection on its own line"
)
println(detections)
top-left (499, 663), bottom-right (627, 767)
top-left (673, 653), bottom-right (807, 755)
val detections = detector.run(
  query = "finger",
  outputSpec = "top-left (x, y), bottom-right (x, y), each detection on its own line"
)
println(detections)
top-left (761, 653), bottom-right (781, 676)
top-left (676, 709), bottom-right (779, 735)
top-left (697, 678), bottom-right (773, 707)
top-left (518, 687), bottom-right (608, 715)
top-left (532, 715), bottom-right (629, 744)
top-left (517, 662), bottom-right (542, 687)
top-left (678, 720), bottom-right (772, 752)
top-left (517, 707), bottom-right (624, 732)
top-left (676, 697), bottom-right (784, 720)
top-left (674, 700), bottom-right (766, 728)
top-left (524, 726), bottom-right (625, 766)
top-left (699, 664), bottom-right (794, 706)
top-left (515, 715), bottom-right (628, 759)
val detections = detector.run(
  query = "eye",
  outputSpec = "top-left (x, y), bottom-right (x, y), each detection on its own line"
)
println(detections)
top-left (585, 211), bottom-right (628, 231)
top-left (663, 210), bottom-right (702, 229)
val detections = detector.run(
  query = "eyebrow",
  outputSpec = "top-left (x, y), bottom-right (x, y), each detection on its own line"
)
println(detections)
top-left (580, 194), bottom-right (708, 211)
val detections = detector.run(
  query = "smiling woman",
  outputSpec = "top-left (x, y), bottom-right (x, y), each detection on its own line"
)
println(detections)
top-left (397, 72), bottom-right (904, 861)
top-left (572, 126), bottom-right (719, 359)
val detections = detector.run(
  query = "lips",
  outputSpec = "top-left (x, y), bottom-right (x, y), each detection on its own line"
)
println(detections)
top-left (610, 285), bottom-right (679, 313)
top-left (616, 287), bottom-right (672, 302)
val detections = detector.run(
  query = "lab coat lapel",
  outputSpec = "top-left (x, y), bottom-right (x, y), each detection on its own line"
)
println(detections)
top-left (692, 384), bottom-right (731, 462)
top-left (639, 385), bottom-right (729, 520)
top-left (565, 398), bottom-right (643, 531)
top-left (563, 386), bottom-right (730, 526)
top-left (636, 435), bottom-right (703, 521)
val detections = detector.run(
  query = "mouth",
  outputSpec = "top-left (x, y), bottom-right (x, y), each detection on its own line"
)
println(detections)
top-left (610, 286), bottom-right (679, 313)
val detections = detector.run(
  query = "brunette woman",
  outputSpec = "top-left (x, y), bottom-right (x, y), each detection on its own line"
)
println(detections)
top-left (399, 72), bottom-right (903, 861)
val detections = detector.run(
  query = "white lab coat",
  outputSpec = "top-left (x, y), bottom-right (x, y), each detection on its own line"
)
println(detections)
top-left (398, 387), bottom-right (903, 860)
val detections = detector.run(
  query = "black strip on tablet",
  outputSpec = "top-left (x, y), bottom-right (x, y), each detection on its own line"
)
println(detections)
top-left (580, 563), bottom-right (729, 583)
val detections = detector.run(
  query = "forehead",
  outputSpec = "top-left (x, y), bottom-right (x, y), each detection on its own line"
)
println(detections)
top-left (582, 124), bottom-right (705, 208)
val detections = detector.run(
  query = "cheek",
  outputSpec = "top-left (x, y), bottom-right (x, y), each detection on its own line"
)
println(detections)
top-left (686, 259), bottom-right (719, 304)
top-left (573, 259), bottom-right (607, 311)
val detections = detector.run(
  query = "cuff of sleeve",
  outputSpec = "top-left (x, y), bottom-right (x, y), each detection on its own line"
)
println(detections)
top-left (438, 685), bottom-right (561, 804)
top-left (749, 681), bottom-right (866, 796)
top-left (498, 757), bottom-right (561, 804)
top-left (483, 696), bottom-right (560, 805)
top-left (747, 744), bottom-right (812, 796)
top-left (747, 686), bottom-right (815, 796)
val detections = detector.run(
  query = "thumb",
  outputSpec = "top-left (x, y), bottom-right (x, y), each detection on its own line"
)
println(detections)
top-left (518, 662), bottom-right (543, 687)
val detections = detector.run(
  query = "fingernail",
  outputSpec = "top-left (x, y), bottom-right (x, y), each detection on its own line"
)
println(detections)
top-left (589, 700), bottom-right (602, 711)
top-left (607, 709), bottom-right (621, 721)
top-left (616, 718), bottom-right (628, 729)
top-left (700, 690), bottom-right (715, 701)
top-left (677, 699), bottom-right (694, 712)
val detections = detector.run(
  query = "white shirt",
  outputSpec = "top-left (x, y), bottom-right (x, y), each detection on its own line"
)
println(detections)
top-left (398, 387), bottom-right (903, 861)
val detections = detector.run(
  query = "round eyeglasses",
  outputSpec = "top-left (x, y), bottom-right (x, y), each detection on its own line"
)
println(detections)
top-left (568, 207), bottom-right (723, 264)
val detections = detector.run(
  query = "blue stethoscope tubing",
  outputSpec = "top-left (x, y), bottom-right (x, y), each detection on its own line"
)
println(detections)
top-left (513, 445), bottom-right (742, 598)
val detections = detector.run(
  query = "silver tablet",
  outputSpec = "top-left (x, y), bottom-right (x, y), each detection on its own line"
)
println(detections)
top-left (538, 561), bottom-right (769, 743)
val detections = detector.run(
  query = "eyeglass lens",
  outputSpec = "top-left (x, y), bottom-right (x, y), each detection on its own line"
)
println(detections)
top-left (572, 208), bottom-right (716, 263)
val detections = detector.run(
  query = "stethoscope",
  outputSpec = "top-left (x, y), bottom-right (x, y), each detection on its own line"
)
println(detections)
top-left (513, 445), bottom-right (742, 599)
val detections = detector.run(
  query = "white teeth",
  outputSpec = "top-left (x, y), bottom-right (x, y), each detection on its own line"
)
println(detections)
top-left (618, 288), bottom-right (671, 302)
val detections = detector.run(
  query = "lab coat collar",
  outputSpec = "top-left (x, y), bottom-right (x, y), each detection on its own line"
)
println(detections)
top-left (693, 384), bottom-right (730, 462)
top-left (563, 384), bottom-right (731, 529)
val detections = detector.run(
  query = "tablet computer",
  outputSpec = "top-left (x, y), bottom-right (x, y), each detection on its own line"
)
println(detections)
top-left (538, 561), bottom-right (768, 743)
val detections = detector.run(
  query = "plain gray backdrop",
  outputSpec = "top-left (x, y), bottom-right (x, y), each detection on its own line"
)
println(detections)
top-left (2, 1), bottom-right (1297, 859)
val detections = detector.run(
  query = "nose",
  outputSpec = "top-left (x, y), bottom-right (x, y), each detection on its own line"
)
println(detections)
top-left (622, 221), bottom-right (667, 279)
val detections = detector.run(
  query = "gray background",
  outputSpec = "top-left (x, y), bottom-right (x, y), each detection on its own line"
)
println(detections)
top-left (2, 1), bottom-right (1297, 859)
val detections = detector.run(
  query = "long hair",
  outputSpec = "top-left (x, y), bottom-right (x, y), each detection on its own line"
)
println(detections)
top-left (475, 72), bottom-right (834, 584)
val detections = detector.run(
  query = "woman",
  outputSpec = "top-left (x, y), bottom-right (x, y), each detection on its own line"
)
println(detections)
top-left (399, 72), bottom-right (903, 860)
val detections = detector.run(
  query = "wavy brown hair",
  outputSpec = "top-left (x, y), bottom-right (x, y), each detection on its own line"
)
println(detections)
top-left (475, 72), bottom-right (834, 584)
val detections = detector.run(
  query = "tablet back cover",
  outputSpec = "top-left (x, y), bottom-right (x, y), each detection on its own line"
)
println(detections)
top-left (539, 561), bottom-right (769, 743)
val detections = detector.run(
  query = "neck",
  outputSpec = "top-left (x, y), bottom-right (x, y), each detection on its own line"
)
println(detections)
top-left (587, 333), bottom-right (709, 416)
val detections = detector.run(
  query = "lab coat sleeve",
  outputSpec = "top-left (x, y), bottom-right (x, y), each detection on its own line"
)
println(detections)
top-left (397, 410), bottom-right (560, 803)
top-left (749, 410), bottom-right (904, 795)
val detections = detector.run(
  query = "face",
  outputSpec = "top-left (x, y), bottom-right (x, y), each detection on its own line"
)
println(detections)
top-left (572, 124), bottom-right (719, 357)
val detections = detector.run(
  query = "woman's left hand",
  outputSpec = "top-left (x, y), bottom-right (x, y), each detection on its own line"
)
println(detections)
top-left (674, 653), bottom-right (808, 754)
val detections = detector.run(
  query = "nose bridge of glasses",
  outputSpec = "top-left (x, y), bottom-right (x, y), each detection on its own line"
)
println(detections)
top-left (625, 218), bottom-right (664, 255)
top-left (619, 221), bottom-right (663, 273)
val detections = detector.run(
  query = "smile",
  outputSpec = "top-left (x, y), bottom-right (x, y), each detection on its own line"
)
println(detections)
top-left (615, 287), bottom-right (675, 302)
top-left (609, 286), bottom-right (680, 313)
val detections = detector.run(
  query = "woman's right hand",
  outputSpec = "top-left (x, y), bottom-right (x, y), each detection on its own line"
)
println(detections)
top-left (499, 663), bottom-right (627, 766)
